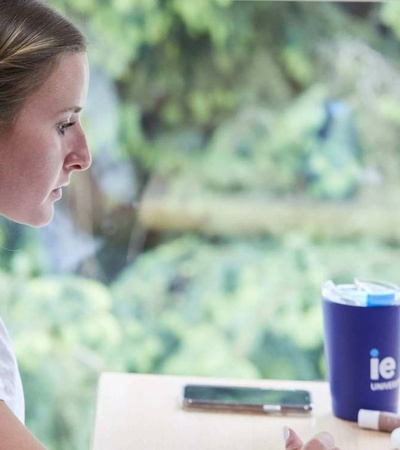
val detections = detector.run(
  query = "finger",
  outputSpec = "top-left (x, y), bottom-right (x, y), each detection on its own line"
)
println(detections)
top-left (283, 426), bottom-right (304, 450)
top-left (303, 432), bottom-right (337, 450)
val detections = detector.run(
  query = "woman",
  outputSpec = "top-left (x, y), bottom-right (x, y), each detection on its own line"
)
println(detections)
top-left (0, 0), bottom-right (90, 447)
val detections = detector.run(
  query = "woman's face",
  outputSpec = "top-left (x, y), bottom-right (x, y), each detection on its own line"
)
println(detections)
top-left (0, 52), bottom-right (91, 227)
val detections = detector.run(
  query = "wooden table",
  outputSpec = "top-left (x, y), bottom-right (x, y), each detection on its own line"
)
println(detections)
top-left (91, 373), bottom-right (396, 449)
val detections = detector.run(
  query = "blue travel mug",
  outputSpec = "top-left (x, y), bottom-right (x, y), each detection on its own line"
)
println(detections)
top-left (322, 279), bottom-right (400, 421)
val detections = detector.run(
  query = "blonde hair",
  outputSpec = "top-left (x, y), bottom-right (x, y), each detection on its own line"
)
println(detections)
top-left (0, 0), bottom-right (86, 125)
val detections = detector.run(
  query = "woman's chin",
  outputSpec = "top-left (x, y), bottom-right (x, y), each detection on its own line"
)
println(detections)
top-left (9, 207), bottom-right (54, 228)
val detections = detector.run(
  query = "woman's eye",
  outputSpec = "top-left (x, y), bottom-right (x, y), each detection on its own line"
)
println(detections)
top-left (57, 121), bottom-right (76, 136)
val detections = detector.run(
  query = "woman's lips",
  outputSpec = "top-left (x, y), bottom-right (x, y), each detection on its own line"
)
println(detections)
top-left (51, 187), bottom-right (62, 200)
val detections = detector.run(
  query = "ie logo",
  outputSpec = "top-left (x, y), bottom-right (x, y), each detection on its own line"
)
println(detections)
top-left (370, 348), bottom-right (396, 381)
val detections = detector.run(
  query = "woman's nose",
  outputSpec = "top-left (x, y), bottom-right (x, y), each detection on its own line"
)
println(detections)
top-left (64, 129), bottom-right (92, 172)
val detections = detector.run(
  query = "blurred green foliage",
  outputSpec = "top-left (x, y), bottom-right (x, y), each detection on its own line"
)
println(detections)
top-left (1, 1), bottom-right (400, 449)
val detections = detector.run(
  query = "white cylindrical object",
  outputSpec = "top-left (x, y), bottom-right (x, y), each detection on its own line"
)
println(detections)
top-left (358, 409), bottom-right (380, 430)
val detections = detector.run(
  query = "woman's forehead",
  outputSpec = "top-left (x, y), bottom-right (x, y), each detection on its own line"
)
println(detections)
top-left (24, 52), bottom-right (89, 118)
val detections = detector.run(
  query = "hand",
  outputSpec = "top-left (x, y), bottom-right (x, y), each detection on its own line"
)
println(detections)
top-left (283, 426), bottom-right (339, 450)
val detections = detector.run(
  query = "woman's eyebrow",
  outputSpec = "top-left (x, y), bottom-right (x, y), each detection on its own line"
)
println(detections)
top-left (58, 106), bottom-right (83, 114)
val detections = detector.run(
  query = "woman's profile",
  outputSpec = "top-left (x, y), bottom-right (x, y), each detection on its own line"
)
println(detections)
top-left (0, 0), bottom-right (90, 447)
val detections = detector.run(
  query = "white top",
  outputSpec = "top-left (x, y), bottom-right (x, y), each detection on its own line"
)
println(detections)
top-left (0, 318), bottom-right (24, 423)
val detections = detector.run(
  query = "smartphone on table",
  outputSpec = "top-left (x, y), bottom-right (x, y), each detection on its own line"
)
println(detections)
top-left (182, 384), bottom-right (313, 415)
